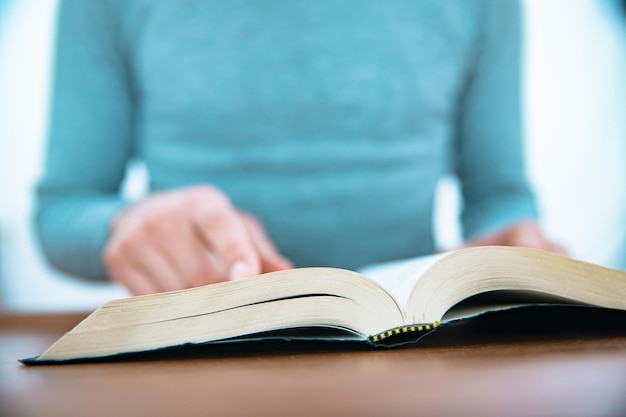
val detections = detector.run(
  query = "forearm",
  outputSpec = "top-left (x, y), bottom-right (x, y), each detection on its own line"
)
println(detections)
top-left (455, 0), bottom-right (537, 238)
top-left (35, 0), bottom-right (135, 280)
top-left (461, 187), bottom-right (537, 239)
top-left (35, 192), bottom-right (126, 280)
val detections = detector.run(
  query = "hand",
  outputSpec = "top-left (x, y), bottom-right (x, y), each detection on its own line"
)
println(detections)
top-left (460, 220), bottom-right (568, 256)
top-left (102, 186), bottom-right (292, 295)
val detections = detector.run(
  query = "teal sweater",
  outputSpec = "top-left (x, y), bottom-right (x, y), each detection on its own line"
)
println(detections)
top-left (36, 0), bottom-right (537, 280)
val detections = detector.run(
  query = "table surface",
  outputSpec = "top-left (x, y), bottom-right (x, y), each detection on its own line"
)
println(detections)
top-left (1, 311), bottom-right (626, 417)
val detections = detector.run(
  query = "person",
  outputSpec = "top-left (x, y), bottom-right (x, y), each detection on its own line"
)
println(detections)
top-left (35, 0), bottom-right (565, 296)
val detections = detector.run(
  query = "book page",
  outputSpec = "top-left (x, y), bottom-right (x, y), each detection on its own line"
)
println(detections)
top-left (357, 252), bottom-right (450, 309)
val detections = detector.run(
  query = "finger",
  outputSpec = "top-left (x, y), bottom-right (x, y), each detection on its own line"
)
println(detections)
top-left (109, 224), bottom-right (188, 293)
top-left (110, 266), bottom-right (159, 296)
top-left (555, 243), bottom-right (569, 256)
top-left (240, 212), bottom-right (293, 272)
top-left (103, 248), bottom-right (160, 296)
top-left (544, 241), bottom-right (569, 256)
top-left (189, 189), bottom-right (261, 281)
top-left (461, 235), bottom-right (496, 248)
top-left (103, 235), bottom-right (161, 295)
top-left (506, 222), bottom-right (559, 252)
top-left (129, 242), bottom-right (189, 293)
top-left (459, 229), bottom-right (504, 248)
top-left (152, 215), bottom-right (226, 287)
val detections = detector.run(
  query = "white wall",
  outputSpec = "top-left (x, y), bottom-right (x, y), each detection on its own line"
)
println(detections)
top-left (0, 0), bottom-right (130, 310)
top-left (0, 0), bottom-right (625, 311)
top-left (524, 0), bottom-right (626, 268)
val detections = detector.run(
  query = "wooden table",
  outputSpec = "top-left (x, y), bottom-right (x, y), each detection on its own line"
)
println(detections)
top-left (1, 312), bottom-right (626, 417)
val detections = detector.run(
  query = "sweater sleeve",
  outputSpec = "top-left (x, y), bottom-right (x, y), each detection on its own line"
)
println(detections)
top-left (34, 0), bottom-right (133, 280)
top-left (454, 0), bottom-right (538, 239)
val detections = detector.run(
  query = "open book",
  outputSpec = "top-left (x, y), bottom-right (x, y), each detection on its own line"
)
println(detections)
top-left (24, 246), bottom-right (626, 364)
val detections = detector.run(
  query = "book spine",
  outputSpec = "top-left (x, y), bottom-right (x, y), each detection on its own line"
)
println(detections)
top-left (369, 321), bottom-right (440, 343)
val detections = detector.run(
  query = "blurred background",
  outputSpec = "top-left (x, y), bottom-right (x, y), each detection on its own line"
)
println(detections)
top-left (0, 0), bottom-right (625, 311)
